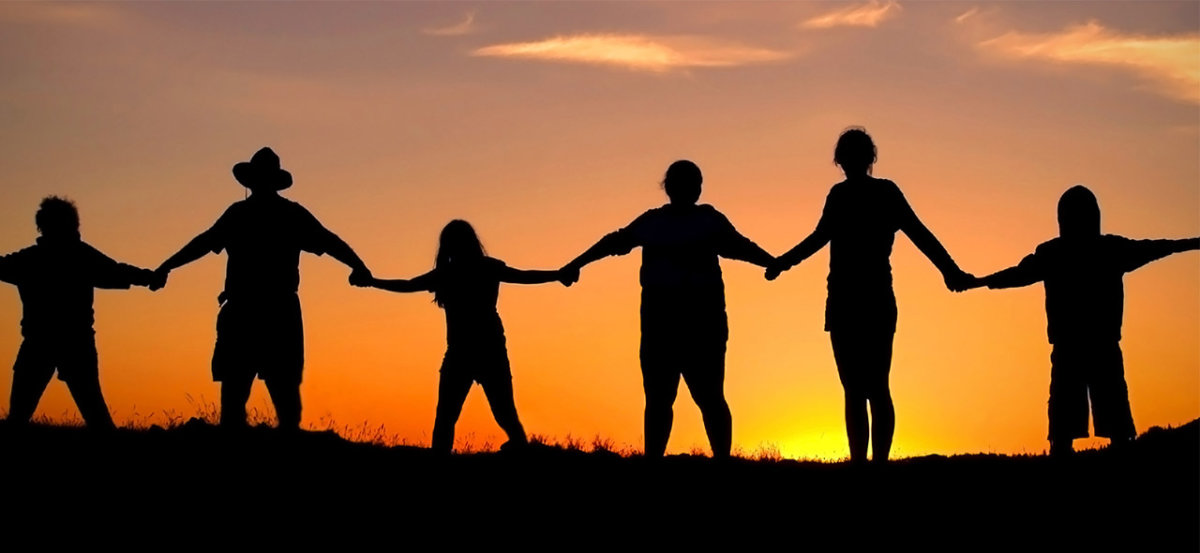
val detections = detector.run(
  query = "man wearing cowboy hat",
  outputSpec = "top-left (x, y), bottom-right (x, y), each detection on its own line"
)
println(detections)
top-left (154, 147), bottom-right (372, 430)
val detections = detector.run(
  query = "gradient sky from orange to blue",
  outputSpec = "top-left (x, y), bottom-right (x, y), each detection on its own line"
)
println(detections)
top-left (0, 1), bottom-right (1196, 458)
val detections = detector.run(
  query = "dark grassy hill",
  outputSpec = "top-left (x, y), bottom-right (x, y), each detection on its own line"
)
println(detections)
top-left (1, 418), bottom-right (1195, 548)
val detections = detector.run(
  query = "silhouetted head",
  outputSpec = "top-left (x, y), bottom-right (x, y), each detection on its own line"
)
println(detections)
top-left (834, 127), bottom-right (877, 176)
top-left (35, 196), bottom-right (81, 241)
top-left (434, 220), bottom-right (486, 306)
top-left (1057, 185), bottom-right (1101, 238)
top-left (662, 160), bottom-right (702, 205)
top-left (232, 147), bottom-right (293, 192)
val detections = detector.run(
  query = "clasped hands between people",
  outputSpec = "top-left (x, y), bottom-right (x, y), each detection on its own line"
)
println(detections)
top-left (149, 265), bottom-right (378, 296)
top-left (149, 260), bottom-right (978, 293)
top-left (764, 259), bottom-right (981, 292)
top-left (556, 258), bottom-right (982, 292)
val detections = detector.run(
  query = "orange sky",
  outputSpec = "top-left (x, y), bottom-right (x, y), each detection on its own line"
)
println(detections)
top-left (0, 1), bottom-right (1197, 458)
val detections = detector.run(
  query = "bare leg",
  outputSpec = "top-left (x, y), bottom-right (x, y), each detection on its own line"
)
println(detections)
top-left (843, 391), bottom-right (869, 463)
top-left (265, 378), bottom-right (302, 431)
top-left (432, 372), bottom-right (473, 454)
top-left (481, 376), bottom-right (527, 447)
top-left (866, 335), bottom-right (896, 463)
top-left (8, 367), bottom-right (55, 424)
top-left (65, 372), bottom-right (115, 430)
top-left (642, 366), bottom-right (680, 459)
top-left (683, 359), bottom-right (731, 459)
top-left (868, 390), bottom-right (895, 463)
top-left (220, 372), bottom-right (255, 428)
top-left (832, 331), bottom-right (868, 463)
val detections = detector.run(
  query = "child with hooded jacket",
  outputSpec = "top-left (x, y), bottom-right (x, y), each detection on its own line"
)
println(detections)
top-left (968, 186), bottom-right (1198, 455)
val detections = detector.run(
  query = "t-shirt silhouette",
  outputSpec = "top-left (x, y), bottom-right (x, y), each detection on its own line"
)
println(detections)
top-left (599, 203), bottom-right (768, 341)
top-left (0, 236), bottom-right (152, 338)
top-left (427, 256), bottom-right (509, 351)
top-left (990, 235), bottom-right (1186, 344)
top-left (811, 178), bottom-right (921, 332)
top-left (193, 195), bottom-right (341, 297)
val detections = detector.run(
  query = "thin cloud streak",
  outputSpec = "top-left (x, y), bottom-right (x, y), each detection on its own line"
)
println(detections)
top-left (423, 11), bottom-right (477, 37)
top-left (0, 2), bottom-right (125, 27)
top-left (801, 0), bottom-right (900, 29)
top-left (954, 7), bottom-right (980, 25)
top-left (472, 33), bottom-right (791, 72)
top-left (981, 21), bottom-right (1200, 104)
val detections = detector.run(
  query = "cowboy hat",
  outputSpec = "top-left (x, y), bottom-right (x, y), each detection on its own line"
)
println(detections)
top-left (232, 147), bottom-right (293, 190)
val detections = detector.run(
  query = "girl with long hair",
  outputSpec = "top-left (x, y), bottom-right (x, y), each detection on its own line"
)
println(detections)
top-left (359, 220), bottom-right (566, 453)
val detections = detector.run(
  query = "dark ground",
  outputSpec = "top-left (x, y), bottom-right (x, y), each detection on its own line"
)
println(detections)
top-left (1, 418), bottom-right (1195, 548)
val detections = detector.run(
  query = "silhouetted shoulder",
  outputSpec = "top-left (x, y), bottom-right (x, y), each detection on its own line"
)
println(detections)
top-left (1100, 234), bottom-right (1131, 247)
top-left (81, 242), bottom-right (152, 289)
top-left (827, 180), bottom-right (850, 196)
top-left (873, 178), bottom-right (908, 203)
top-left (639, 205), bottom-right (669, 221)
top-left (1033, 237), bottom-right (1063, 257)
top-left (482, 256), bottom-right (509, 273)
top-left (695, 202), bottom-right (726, 219)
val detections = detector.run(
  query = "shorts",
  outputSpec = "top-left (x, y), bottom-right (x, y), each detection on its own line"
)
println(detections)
top-left (825, 291), bottom-right (898, 334)
top-left (1048, 342), bottom-right (1134, 440)
top-left (212, 294), bottom-right (304, 384)
top-left (13, 335), bottom-right (99, 384)
top-left (440, 335), bottom-right (512, 386)
top-left (640, 324), bottom-right (728, 392)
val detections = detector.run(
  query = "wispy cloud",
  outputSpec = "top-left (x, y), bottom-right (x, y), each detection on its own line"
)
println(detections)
top-left (981, 21), bottom-right (1200, 104)
top-left (472, 34), bottom-right (791, 72)
top-left (0, 2), bottom-right (125, 27)
top-left (423, 11), bottom-right (477, 37)
top-left (954, 7), bottom-right (980, 25)
top-left (801, 0), bottom-right (901, 29)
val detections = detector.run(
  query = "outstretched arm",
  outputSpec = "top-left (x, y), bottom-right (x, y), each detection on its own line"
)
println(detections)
top-left (770, 224), bottom-right (830, 280)
top-left (898, 200), bottom-right (973, 291)
top-left (0, 250), bottom-right (26, 285)
top-left (323, 233), bottom-right (370, 277)
top-left (1118, 237), bottom-right (1200, 273)
top-left (296, 207), bottom-right (371, 283)
top-left (981, 253), bottom-right (1043, 289)
top-left (715, 212), bottom-right (775, 268)
top-left (368, 270), bottom-right (437, 293)
top-left (498, 266), bottom-right (564, 285)
top-left (157, 229), bottom-right (220, 275)
top-left (565, 229), bottom-right (638, 272)
top-left (767, 192), bottom-right (834, 280)
top-left (560, 217), bottom-right (645, 285)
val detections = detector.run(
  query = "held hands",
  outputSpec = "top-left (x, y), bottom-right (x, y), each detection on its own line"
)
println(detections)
top-left (148, 268), bottom-right (169, 291)
top-left (558, 264), bottom-right (580, 287)
top-left (945, 268), bottom-right (981, 293)
top-left (764, 259), bottom-right (789, 281)
top-left (349, 266), bottom-right (374, 288)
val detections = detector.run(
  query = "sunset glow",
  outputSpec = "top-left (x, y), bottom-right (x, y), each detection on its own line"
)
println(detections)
top-left (0, 1), bottom-right (1196, 460)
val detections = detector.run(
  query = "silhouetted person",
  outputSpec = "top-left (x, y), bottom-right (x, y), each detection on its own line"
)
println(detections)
top-left (561, 160), bottom-right (775, 459)
top-left (967, 185), bottom-right (1199, 456)
top-left (766, 128), bottom-right (974, 463)
top-left (154, 147), bottom-right (371, 431)
top-left (355, 220), bottom-right (566, 454)
top-left (0, 197), bottom-right (160, 428)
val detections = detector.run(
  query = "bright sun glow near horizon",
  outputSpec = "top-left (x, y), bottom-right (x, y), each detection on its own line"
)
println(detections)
top-left (0, 1), bottom-right (1197, 459)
